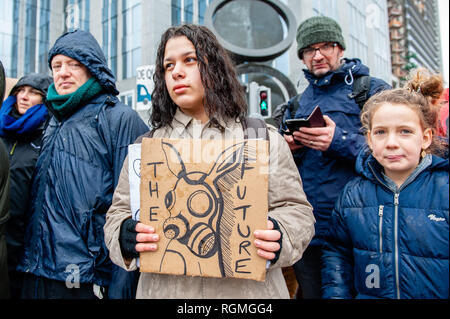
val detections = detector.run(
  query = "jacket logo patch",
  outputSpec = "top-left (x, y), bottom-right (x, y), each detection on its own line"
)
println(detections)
top-left (428, 214), bottom-right (445, 222)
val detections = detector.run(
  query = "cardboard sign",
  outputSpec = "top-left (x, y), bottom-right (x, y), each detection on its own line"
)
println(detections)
top-left (139, 137), bottom-right (269, 282)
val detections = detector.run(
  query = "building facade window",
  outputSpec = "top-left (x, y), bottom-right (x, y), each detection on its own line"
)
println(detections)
top-left (184, 0), bottom-right (194, 23)
top-left (122, 0), bottom-right (141, 79)
top-left (24, 0), bottom-right (38, 74)
top-left (198, 0), bottom-right (208, 24)
top-left (347, 0), bottom-right (368, 64)
top-left (369, 0), bottom-right (391, 81)
top-left (274, 0), bottom-right (290, 77)
top-left (66, 0), bottom-right (90, 31)
top-left (172, 0), bottom-right (211, 25)
top-left (11, 0), bottom-right (20, 77)
top-left (119, 90), bottom-right (135, 108)
top-left (0, 0), bottom-right (19, 77)
top-left (313, 0), bottom-right (339, 21)
top-left (38, 0), bottom-right (51, 74)
top-left (102, 0), bottom-right (118, 77)
top-left (171, 0), bottom-right (182, 25)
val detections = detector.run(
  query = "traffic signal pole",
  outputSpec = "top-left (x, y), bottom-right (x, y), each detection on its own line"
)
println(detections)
top-left (248, 81), bottom-right (272, 119)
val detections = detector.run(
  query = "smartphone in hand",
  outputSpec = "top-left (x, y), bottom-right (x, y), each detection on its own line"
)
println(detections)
top-left (285, 106), bottom-right (326, 134)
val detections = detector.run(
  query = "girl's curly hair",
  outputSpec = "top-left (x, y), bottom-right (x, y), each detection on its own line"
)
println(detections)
top-left (150, 24), bottom-right (247, 129)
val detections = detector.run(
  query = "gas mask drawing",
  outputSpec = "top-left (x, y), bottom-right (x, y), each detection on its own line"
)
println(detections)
top-left (159, 140), bottom-right (250, 277)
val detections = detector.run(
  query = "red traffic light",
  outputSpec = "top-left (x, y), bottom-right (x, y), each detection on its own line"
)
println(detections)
top-left (260, 91), bottom-right (268, 99)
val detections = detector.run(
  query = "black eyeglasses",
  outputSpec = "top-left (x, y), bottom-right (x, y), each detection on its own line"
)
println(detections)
top-left (302, 43), bottom-right (338, 59)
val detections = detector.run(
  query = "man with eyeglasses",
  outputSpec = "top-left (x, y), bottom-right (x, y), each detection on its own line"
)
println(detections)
top-left (281, 16), bottom-right (390, 299)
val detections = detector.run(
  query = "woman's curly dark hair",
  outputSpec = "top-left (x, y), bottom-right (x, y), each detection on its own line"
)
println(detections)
top-left (150, 24), bottom-right (247, 129)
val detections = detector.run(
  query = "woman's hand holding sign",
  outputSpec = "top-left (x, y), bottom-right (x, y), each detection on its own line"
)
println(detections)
top-left (254, 219), bottom-right (282, 261)
top-left (119, 219), bottom-right (159, 266)
top-left (135, 222), bottom-right (159, 252)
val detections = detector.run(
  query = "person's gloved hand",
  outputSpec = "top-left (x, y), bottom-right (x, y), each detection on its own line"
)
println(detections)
top-left (119, 219), bottom-right (159, 261)
top-left (119, 218), bottom-right (139, 260)
top-left (268, 217), bottom-right (283, 265)
top-left (254, 217), bottom-right (283, 264)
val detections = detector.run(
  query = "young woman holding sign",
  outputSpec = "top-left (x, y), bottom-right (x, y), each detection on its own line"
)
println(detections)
top-left (104, 24), bottom-right (315, 299)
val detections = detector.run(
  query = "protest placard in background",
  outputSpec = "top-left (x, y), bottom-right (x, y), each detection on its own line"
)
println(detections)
top-left (139, 137), bottom-right (269, 282)
top-left (135, 65), bottom-right (154, 112)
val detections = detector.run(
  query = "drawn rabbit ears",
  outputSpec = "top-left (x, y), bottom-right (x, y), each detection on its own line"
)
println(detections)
top-left (161, 141), bottom-right (247, 181)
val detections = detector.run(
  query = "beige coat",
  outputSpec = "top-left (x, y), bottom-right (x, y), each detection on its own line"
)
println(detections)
top-left (104, 110), bottom-right (315, 299)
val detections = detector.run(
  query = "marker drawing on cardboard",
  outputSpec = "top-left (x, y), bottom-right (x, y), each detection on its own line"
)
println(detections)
top-left (128, 144), bottom-right (142, 221)
top-left (139, 138), bottom-right (269, 282)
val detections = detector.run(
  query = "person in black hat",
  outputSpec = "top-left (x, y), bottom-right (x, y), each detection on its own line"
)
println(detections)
top-left (0, 73), bottom-right (52, 298)
top-left (280, 16), bottom-right (391, 299)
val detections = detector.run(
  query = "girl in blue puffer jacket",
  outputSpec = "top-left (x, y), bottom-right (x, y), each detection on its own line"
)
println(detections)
top-left (321, 71), bottom-right (449, 299)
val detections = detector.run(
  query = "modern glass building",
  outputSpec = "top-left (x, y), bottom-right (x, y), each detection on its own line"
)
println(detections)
top-left (388, 0), bottom-right (443, 85)
top-left (1, 0), bottom-right (420, 121)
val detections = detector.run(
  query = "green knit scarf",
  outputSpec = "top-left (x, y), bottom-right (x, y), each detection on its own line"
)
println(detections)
top-left (47, 77), bottom-right (103, 119)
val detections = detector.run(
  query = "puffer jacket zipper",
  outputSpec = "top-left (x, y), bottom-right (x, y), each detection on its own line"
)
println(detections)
top-left (378, 205), bottom-right (384, 253)
top-left (368, 163), bottom-right (401, 299)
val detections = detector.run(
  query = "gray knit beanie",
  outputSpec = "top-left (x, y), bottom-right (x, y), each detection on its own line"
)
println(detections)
top-left (296, 16), bottom-right (346, 59)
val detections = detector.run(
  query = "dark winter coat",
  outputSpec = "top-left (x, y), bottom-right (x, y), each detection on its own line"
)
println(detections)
top-left (0, 139), bottom-right (10, 298)
top-left (1, 121), bottom-right (46, 272)
top-left (284, 58), bottom-right (390, 246)
top-left (321, 148), bottom-right (449, 299)
top-left (17, 30), bottom-right (149, 290)
top-left (0, 73), bottom-right (52, 274)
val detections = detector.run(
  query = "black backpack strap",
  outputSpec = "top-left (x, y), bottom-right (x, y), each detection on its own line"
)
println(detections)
top-left (273, 93), bottom-right (303, 130)
top-left (241, 117), bottom-right (269, 141)
top-left (349, 75), bottom-right (371, 109)
top-left (289, 93), bottom-right (303, 117)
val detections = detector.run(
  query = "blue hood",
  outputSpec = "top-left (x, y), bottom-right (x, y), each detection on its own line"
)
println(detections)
top-left (48, 30), bottom-right (118, 95)
top-left (304, 58), bottom-right (369, 86)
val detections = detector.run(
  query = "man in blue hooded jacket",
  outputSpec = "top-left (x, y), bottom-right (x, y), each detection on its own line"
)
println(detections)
top-left (281, 16), bottom-right (391, 299)
top-left (17, 30), bottom-right (148, 299)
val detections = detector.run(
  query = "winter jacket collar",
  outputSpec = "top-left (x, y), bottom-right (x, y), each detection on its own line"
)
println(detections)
top-left (303, 58), bottom-right (370, 87)
top-left (46, 77), bottom-right (103, 121)
top-left (356, 145), bottom-right (448, 191)
top-left (380, 155), bottom-right (432, 192)
top-left (173, 108), bottom-right (196, 128)
top-left (171, 108), bottom-right (234, 138)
